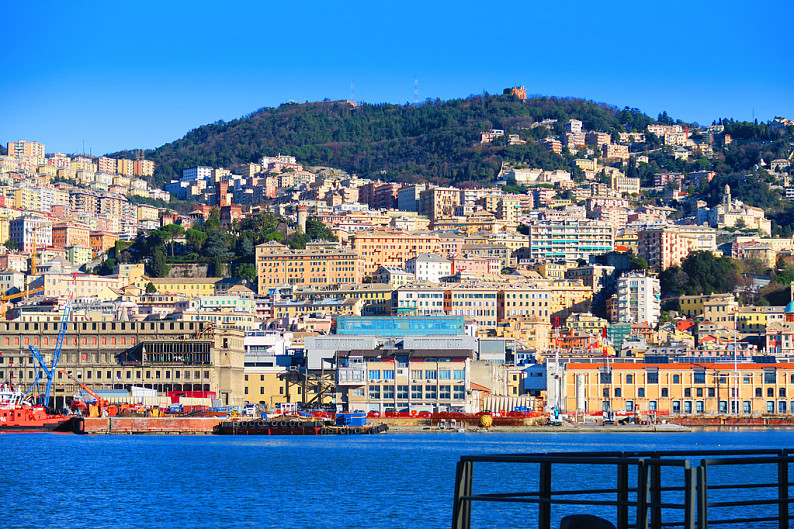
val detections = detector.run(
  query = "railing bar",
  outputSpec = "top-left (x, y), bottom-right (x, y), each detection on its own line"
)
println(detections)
top-left (461, 496), bottom-right (642, 507)
top-left (708, 498), bottom-right (786, 507)
top-left (706, 483), bottom-right (781, 490)
top-left (700, 456), bottom-right (794, 465)
top-left (706, 516), bottom-right (783, 525)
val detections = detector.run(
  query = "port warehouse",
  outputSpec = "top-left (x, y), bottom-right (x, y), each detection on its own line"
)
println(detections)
top-left (0, 320), bottom-right (246, 409)
top-left (553, 358), bottom-right (794, 416)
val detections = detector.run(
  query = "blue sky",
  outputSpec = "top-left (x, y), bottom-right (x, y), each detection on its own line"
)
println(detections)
top-left (3, 0), bottom-right (792, 155)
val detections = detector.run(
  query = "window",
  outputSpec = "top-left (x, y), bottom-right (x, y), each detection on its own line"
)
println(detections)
top-left (694, 372), bottom-right (706, 384)
top-left (719, 375), bottom-right (727, 384)
top-left (767, 401), bottom-right (775, 413)
top-left (279, 387), bottom-right (284, 395)
top-left (453, 385), bottom-right (465, 400)
top-left (685, 388), bottom-right (691, 397)
top-left (756, 388), bottom-right (763, 397)
top-left (626, 374), bottom-right (633, 384)
top-left (411, 385), bottom-right (422, 399)
top-left (779, 401), bottom-right (787, 414)
top-left (369, 370), bottom-right (381, 380)
top-left (708, 388), bottom-right (715, 398)
top-left (649, 401), bottom-right (657, 411)
top-left (260, 387), bottom-right (264, 395)
top-left (647, 372), bottom-right (659, 384)
top-left (439, 386), bottom-right (451, 399)
top-left (661, 388), bottom-right (668, 398)
top-left (743, 401), bottom-right (751, 414)
top-left (453, 369), bottom-right (465, 380)
top-left (383, 386), bottom-right (394, 399)
top-left (383, 370), bottom-right (395, 380)
top-left (768, 388), bottom-right (774, 397)
top-left (638, 388), bottom-right (645, 398)
top-left (397, 385), bottom-right (409, 399)
top-left (780, 388), bottom-right (787, 398)
top-left (614, 388), bottom-right (622, 397)
top-left (625, 401), bottom-right (634, 411)
top-left (696, 388), bottom-right (703, 398)
top-left (369, 386), bottom-right (380, 399)
top-left (425, 386), bottom-right (437, 399)
top-left (411, 370), bottom-right (422, 379)
top-left (396, 356), bottom-right (409, 368)
top-left (696, 401), bottom-right (704, 413)
top-left (744, 375), bottom-right (751, 384)
top-left (764, 371), bottom-right (776, 384)
top-left (425, 370), bottom-right (437, 380)
top-left (439, 370), bottom-right (451, 380)
top-left (672, 401), bottom-right (681, 414)
top-left (600, 371), bottom-right (611, 384)
top-left (684, 401), bottom-right (692, 414)
top-left (603, 388), bottom-right (610, 398)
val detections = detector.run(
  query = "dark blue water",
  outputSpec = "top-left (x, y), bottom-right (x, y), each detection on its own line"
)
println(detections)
top-left (3, 429), bottom-right (794, 528)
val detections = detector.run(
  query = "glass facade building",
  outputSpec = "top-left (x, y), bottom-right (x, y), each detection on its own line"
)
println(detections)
top-left (336, 316), bottom-right (464, 336)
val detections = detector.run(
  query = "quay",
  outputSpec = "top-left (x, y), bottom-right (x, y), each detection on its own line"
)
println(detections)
top-left (79, 417), bottom-right (221, 434)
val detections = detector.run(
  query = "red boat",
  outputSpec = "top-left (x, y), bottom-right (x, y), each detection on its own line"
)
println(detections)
top-left (0, 384), bottom-right (74, 433)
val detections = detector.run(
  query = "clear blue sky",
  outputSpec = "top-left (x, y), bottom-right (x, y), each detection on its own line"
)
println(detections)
top-left (3, 0), bottom-right (792, 155)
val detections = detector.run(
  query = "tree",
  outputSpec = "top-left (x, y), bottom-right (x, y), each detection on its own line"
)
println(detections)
top-left (305, 217), bottom-right (337, 241)
top-left (146, 282), bottom-right (156, 293)
top-left (204, 208), bottom-right (221, 232)
top-left (4, 239), bottom-right (18, 250)
top-left (210, 256), bottom-right (224, 278)
top-left (148, 248), bottom-right (170, 278)
top-left (185, 228), bottom-right (208, 253)
top-left (236, 263), bottom-right (257, 286)
top-left (161, 224), bottom-right (186, 256)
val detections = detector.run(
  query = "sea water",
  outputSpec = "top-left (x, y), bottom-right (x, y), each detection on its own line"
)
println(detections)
top-left (4, 429), bottom-right (794, 528)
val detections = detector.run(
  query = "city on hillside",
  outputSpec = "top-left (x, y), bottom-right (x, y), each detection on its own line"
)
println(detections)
top-left (3, 90), bottom-right (794, 420)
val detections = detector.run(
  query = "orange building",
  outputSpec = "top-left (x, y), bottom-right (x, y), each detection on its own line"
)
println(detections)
top-left (351, 230), bottom-right (441, 276)
top-left (52, 222), bottom-right (91, 249)
top-left (90, 231), bottom-right (118, 255)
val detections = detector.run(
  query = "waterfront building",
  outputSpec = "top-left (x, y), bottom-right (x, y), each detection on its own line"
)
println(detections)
top-left (0, 320), bottom-right (245, 408)
top-left (560, 360), bottom-right (794, 416)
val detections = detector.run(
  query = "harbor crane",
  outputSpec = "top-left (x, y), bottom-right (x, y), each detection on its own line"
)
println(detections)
top-left (59, 370), bottom-right (119, 417)
top-left (24, 273), bottom-right (78, 410)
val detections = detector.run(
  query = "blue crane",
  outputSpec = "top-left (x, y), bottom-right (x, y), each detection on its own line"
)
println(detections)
top-left (24, 274), bottom-right (77, 408)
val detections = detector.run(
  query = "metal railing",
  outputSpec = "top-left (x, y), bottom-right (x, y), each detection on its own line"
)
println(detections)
top-left (451, 449), bottom-right (794, 529)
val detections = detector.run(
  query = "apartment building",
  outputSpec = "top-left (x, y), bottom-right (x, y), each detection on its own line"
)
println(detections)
top-left (255, 241), bottom-right (362, 291)
top-left (637, 228), bottom-right (693, 270)
top-left (527, 220), bottom-right (613, 263)
top-left (52, 222), bottom-right (91, 249)
top-left (350, 230), bottom-right (441, 276)
top-left (9, 216), bottom-right (52, 252)
top-left (419, 187), bottom-right (460, 220)
top-left (616, 273), bottom-right (660, 326)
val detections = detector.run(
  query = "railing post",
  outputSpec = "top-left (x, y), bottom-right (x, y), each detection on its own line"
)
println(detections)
top-left (683, 465), bottom-right (696, 529)
top-left (651, 455), bottom-right (662, 529)
top-left (539, 461), bottom-right (552, 529)
top-left (452, 459), bottom-right (473, 529)
top-left (778, 456), bottom-right (789, 529)
top-left (617, 461), bottom-right (629, 529)
top-left (697, 463), bottom-right (707, 529)
top-left (637, 459), bottom-right (649, 529)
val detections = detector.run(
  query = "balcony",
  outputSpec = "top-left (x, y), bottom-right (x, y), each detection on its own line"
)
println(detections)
top-left (337, 367), bottom-right (366, 385)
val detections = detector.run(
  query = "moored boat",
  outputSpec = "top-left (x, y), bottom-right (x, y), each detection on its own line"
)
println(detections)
top-left (0, 384), bottom-right (74, 433)
top-left (214, 414), bottom-right (389, 435)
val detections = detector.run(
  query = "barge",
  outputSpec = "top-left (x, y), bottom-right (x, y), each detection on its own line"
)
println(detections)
top-left (214, 412), bottom-right (389, 435)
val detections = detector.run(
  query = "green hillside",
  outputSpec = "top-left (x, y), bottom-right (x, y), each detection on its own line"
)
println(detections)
top-left (109, 94), bottom-right (653, 186)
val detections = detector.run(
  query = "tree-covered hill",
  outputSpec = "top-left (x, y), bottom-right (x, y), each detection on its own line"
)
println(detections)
top-left (109, 94), bottom-right (654, 186)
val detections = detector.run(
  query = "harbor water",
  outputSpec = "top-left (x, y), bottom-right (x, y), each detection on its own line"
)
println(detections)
top-left (4, 429), bottom-right (794, 528)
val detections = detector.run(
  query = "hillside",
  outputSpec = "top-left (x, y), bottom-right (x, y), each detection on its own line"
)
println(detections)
top-left (109, 94), bottom-right (655, 186)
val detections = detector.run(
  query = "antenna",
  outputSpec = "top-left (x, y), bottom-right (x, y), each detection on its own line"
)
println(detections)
top-left (351, 80), bottom-right (355, 103)
top-left (414, 76), bottom-right (419, 105)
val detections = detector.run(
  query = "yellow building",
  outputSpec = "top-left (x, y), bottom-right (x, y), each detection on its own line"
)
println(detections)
top-left (291, 283), bottom-right (393, 315)
top-left (562, 361), bottom-right (794, 416)
top-left (148, 277), bottom-right (221, 298)
top-left (679, 294), bottom-right (734, 318)
top-left (736, 306), bottom-right (785, 333)
top-left (495, 315), bottom-right (551, 353)
top-left (256, 241), bottom-right (362, 291)
top-left (272, 298), bottom-right (364, 319)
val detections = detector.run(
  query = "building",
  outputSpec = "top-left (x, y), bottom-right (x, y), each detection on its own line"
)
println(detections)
top-left (0, 321), bottom-right (245, 408)
top-left (351, 230), bottom-right (441, 276)
top-left (405, 253), bottom-right (452, 283)
top-left (561, 360), bottom-right (794, 415)
top-left (527, 220), bottom-right (613, 263)
top-left (9, 216), bottom-right (53, 252)
top-left (255, 241), bottom-right (362, 291)
top-left (617, 273), bottom-right (660, 326)
top-left (148, 277), bottom-right (222, 298)
top-left (637, 228), bottom-right (693, 270)
top-left (419, 187), bottom-right (461, 220)
top-left (52, 222), bottom-right (91, 249)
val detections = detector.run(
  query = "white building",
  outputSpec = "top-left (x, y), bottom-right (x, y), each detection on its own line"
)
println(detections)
top-left (527, 219), bottom-right (614, 263)
top-left (181, 166), bottom-right (213, 182)
top-left (617, 273), bottom-right (660, 327)
top-left (9, 216), bottom-right (53, 252)
top-left (405, 253), bottom-right (453, 283)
